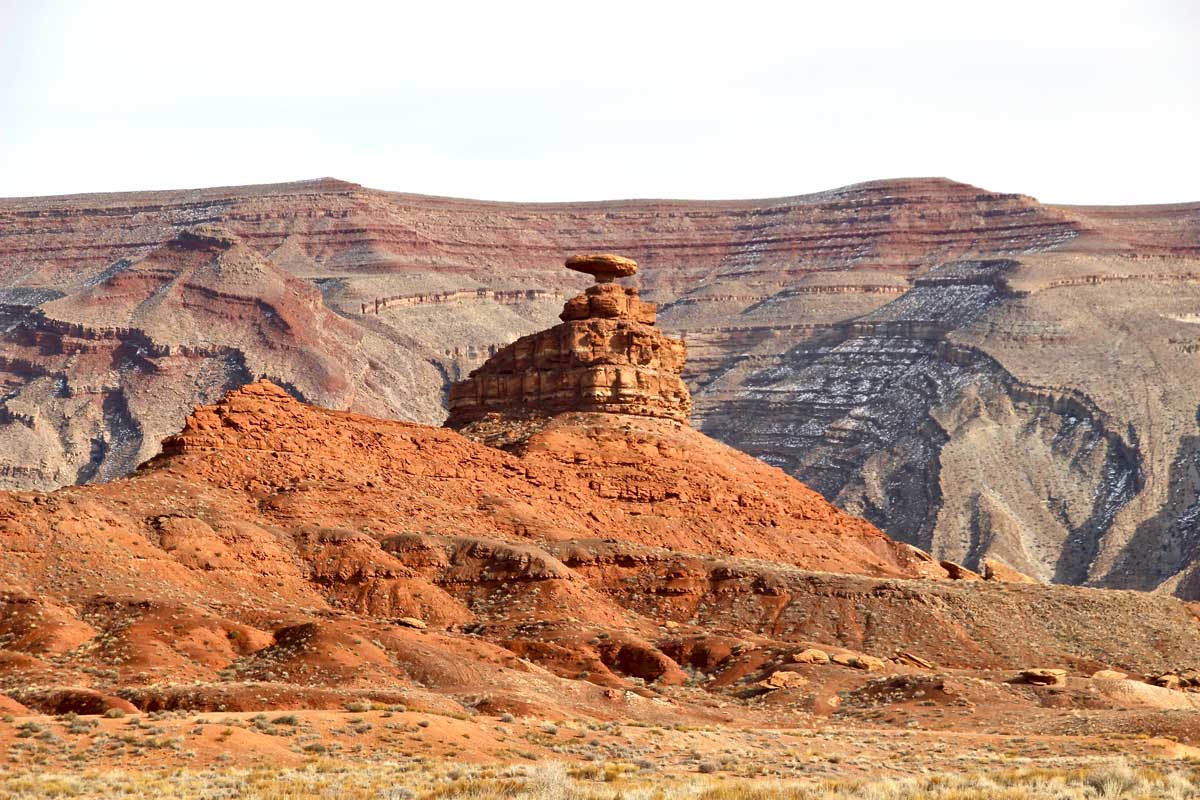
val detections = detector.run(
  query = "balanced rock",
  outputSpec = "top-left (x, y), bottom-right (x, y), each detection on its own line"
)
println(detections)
top-left (565, 253), bottom-right (638, 282)
top-left (446, 254), bottom-right (692, 426)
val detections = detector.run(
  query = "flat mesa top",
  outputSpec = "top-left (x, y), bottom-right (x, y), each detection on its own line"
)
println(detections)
top-left (565, 253), bottom-right (638, 282)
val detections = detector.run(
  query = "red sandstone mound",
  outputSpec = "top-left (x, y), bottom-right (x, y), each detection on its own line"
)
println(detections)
top-left (440, 255), bottom-right (934, 574)
top-left (0, 374), bottom-right (929, 718)
top-left (150, 380), bottom-right (921, 578)
top-left (140, 253), bottom-right (922, 577)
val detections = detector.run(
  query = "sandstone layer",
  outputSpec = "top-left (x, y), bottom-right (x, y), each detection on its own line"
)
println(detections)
top-left (2, 177), bottom-right (1200, 595)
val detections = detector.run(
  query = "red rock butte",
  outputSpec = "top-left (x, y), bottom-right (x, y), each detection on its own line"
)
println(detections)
top-left (446, 254), bottom-right (692, 426)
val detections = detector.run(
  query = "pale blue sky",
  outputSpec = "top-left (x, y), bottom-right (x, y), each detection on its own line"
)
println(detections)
top-left (1, 0), bottom-right (1196, 203)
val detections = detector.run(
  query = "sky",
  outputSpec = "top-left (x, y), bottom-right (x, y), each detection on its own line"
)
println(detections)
top-left (1, 0), bottom-right (1197, 204)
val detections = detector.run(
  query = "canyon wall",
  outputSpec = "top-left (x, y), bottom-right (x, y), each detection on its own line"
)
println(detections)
top-left (1, 177), bottom-right (1199, 594)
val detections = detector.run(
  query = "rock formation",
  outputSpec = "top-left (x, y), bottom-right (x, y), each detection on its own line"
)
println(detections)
top-left (6, 379), bottom-right (1200, 741)
top-left (2, 177), bottom-right (1200, 598)
top-left (983, 558), bottom-right (1039, 584)
top-left (153, 379), bottom-right (927, 578)
top-left (446, 254), bottom-right (691, 427)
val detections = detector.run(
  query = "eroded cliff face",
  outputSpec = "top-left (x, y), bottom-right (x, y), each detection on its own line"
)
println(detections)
top-left (1, 177), bottom-right (1199, 594)
top-left (701, 261), bottom-right (1142, 586)
top-left (0, 220), bottom-right (442, 489)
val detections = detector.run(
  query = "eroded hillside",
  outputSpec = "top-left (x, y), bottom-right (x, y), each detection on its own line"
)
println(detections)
top-left (1, 177), bottom-right (1199, 593)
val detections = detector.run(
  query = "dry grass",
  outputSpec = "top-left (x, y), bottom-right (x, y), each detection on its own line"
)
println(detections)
top-left (1, 758), bottom-right (1198, 799)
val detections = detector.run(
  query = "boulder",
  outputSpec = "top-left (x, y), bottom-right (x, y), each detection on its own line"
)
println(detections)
top-left (982, 558), bottom-right (1039, 584)
top-left (1153, 673), bottom-right (1182, 690)
top-left (1091, 669), bottom-right (1128, 680)
top-left (565, 253), bottom-right (639, 282)
top-left (395, 617), bottom-right (427, 630)
top-left (893, 650), bottom-right (935, 669)
top-left (855, 655), bottom-right (887, 672)
top-left (940, 560), bottom-right (984, 581)
top-left (1095, 678), bottom-right (1200, 710)
top-left (792, 648), bottom-right (831, 665)
top-left (1016, 668), bottom-right (1067, 687)
top-left (760, 670), bottom-right (809, 691)
top-left (831, 652), bottom-right (885, 671)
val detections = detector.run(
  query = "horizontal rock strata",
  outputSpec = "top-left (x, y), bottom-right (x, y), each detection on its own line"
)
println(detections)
top-left (2, 176), bottom-right (1200, 596)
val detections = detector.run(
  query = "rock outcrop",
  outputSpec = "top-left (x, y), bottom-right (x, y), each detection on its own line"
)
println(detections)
top-left (2, 177), bottom-right (1200, 598)
top-left (983, 558), bottom-right (1039, 584)
top-left (1016, 668), bottom-right (1068, 687)
top-left (149, 381), bottom-right (926, 578)
top-left (446, 254), bottom-right (691, 426)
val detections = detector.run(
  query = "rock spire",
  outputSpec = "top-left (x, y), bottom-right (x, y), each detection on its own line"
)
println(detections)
top-left (445, 254), bottom-right (692, 426)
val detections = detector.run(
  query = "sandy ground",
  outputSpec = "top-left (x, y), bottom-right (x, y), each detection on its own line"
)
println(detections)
top-left (1, 706), bottom-right (1192, 778)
